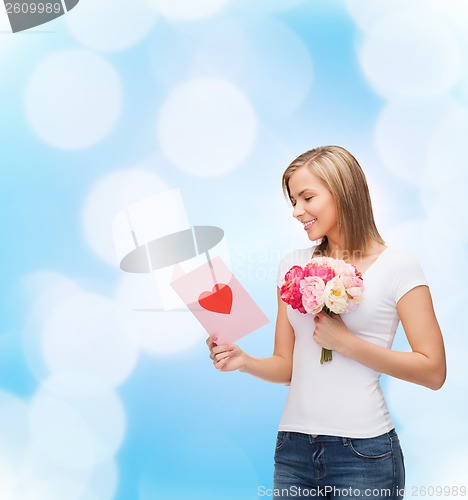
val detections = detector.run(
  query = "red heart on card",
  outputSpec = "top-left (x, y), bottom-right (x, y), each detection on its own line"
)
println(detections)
top-left (198, 283), bottom-right (233, 315)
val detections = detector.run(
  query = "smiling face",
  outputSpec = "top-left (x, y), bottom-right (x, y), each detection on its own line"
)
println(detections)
top-left (282, 146), bottom-right (385, 253)
top-left (288, 166), bottom-right (340, 243)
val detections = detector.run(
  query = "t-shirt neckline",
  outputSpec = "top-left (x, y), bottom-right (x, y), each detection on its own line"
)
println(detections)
top-left (309, 245), bottom-right (390, 276)
top-left (362, 245), bottom-right (390, 276)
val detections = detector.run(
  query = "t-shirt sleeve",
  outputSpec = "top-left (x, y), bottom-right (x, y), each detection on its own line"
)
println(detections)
top-left (392, 250), bottom-right (429, 303)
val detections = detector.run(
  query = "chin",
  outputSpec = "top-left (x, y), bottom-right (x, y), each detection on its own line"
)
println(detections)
top-left (306, 230), bottom-right (320, 241)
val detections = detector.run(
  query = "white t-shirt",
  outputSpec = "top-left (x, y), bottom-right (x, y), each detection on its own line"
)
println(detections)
top-left (276, 245), bottom-right (428, 438)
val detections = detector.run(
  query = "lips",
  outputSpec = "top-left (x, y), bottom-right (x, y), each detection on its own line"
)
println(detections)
top-left (303, 218), bottom-right (317, 230)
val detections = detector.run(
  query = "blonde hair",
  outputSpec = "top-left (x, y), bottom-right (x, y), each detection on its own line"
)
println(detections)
top-left (282, 145), bottom-right (384, 254)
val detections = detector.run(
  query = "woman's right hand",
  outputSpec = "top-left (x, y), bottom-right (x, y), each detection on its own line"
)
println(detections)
top-left (206, 335), bottom-right (248, 372)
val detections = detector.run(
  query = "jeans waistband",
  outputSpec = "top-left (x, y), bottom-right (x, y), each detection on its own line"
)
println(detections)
top-left (277, 428), bottom-right (397, 444)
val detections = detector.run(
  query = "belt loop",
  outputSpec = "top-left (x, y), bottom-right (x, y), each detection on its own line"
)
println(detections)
top-left (342, 436), bottom-right (350, 446)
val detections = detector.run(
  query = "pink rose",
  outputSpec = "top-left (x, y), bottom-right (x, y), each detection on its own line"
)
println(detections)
top-left (342, 274), bottom-right (364, 311)
top-left (280, 266), bottom-right (306, 313)
top-left (299, 276), bottom-right (326, 314)
top-left (329, 259), bottom-right (356, 278)
top-left (304, 261), bottom-right (335, 282)
top-left (342, 274), bottom-right (364, 298)
top-left (284, 265), bottom-right (304, 283)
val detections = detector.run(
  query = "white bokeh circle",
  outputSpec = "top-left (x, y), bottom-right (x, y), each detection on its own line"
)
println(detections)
top-left (437, 449), bottom-right (468, 486)
top-left (363, 170), bottom-right (394, 236)
top-left (67, 0), bottom-right (157, 52)
top-left (82, 167), bottom-right (169, 266)
top-left (20, 272), bottom-right (82, 382)
top-left (29, 386), bottom-right (126, 469)
top-left (115, 272), bottom-right (162, 312)
top-left (83, 460), bottom-right (118, 500)
top-left (22, 477), bottom-right (90, 500)
top-left (385, 218), bottom-right (468, 314)
top-left (42, 292), bottom-right (138, 389)
top-left (190, 17), bottom-right (314, 116)
top-left (421, 181), bottom-right (468, 242)
top-left (25, 49), bottom-right (122, 150)
top-left (0, 454), bottom-right (17, 499)
top-left (21, 446), bottom-right (115, 500)
top-left (0, 391), bottom-right (30, 468)
top-left (241, 17), bottom-right (314, 116)
top-left (424, 107), bottom-right (468, 240)
top-left (346, 0), bottom-right (434, 32)
top-left (432, 0), bottom-right (468, 71)
top-left (359, 9), bottom-right (461, 99)
top-left (234, 0), bottom-right (307, 12)
top-left (191, 17), bottom-right (248, 82)
top-left (29, 394), bottom-right (97, 469)
top-left (157, 77), bottom-right (257, 177)
top-left (146, 0), bottom-right (230, 21)
top-left (115, 277), bottom-right (207, 354)
top-left (396, 419), bottom-right (468, 486)
top-left (42, 371), bottom-right (123, 400)
top-left (398, 415), bottom-right (468, 486)
top-left (148, 24), bottom-right (193, 90)
top-left (427, 106), bottom-right (468, 190)
top-left (375, 96), bottom-right (462, 185)
top-left (0, 12), bottom-right (30, 75)
top-left (135, 310), bottom-right (206, 355)
top-left (0, 4), bottom-right (10, 32)
top-left (386, 376), bottom-right (454, 427)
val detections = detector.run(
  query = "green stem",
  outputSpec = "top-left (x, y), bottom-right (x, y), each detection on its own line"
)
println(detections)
top-left (320, 306), bottom-right (333, 363)
top-left (323, 305), bottom-right (333, 317)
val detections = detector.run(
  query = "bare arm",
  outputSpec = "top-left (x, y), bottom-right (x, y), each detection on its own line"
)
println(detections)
top-left (313, 285), bottom-right (447, 390)
top-left (206, 289), bottom-right (295, 384)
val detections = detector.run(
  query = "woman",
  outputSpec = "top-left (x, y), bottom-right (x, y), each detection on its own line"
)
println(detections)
top-left (206, 145), bottom-right (446, 499)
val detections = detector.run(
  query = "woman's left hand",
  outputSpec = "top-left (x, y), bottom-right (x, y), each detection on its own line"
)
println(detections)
top-left (313, 312), bottom-right (352, 353)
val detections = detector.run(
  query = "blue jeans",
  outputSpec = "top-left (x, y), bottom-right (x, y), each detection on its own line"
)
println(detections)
top-left (273, 429), bottom-right (405, 499)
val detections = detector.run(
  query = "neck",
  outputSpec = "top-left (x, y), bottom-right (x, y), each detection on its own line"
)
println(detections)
top-left (322, 237), bottom-right (367, 261)
top-left (323, 237), bottom-right (346, 259)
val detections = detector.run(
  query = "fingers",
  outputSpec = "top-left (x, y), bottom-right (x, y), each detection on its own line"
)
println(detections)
top-left (206, 335), bottom-right (239, 370)
top-left (205, 334), bottom-right (218, 350)
top-left (209, 344), bottom-right (238, 371)
top-left (206, 335), bottom-right (229, 356)
top-left (210, 344), bottom-right (234, 361)
top-left (214, 356), bottom-right (231, 370)
top-left (212, 349), bottom-right (232, 365)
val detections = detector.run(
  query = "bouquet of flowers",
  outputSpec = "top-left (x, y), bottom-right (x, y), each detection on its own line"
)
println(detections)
top-left (280, 257), bottom-right (364, 363)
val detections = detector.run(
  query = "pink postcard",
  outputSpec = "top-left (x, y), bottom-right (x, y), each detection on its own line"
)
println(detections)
top-left (170, 256), bottom-right (270, 345)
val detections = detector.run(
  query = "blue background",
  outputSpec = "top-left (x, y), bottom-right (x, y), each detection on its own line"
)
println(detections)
top-left (1, 1), bottom-right (467, 498)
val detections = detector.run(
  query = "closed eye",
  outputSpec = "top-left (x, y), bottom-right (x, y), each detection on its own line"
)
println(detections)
top-left (291, 196), bottom-right (313, 207)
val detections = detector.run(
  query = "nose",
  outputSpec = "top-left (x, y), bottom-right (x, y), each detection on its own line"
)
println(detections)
top-left (293, 203), bottom-right (305, 219)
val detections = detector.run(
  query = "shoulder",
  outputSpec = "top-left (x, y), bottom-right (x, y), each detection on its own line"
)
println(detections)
top-left (383, 247), bottom-right (428, 301)
top-left (383, 246), bottom-right (424, 269)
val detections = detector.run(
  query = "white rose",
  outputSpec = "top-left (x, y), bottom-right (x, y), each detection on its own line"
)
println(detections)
top-left (324, 277), bottom-right (348, 314)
